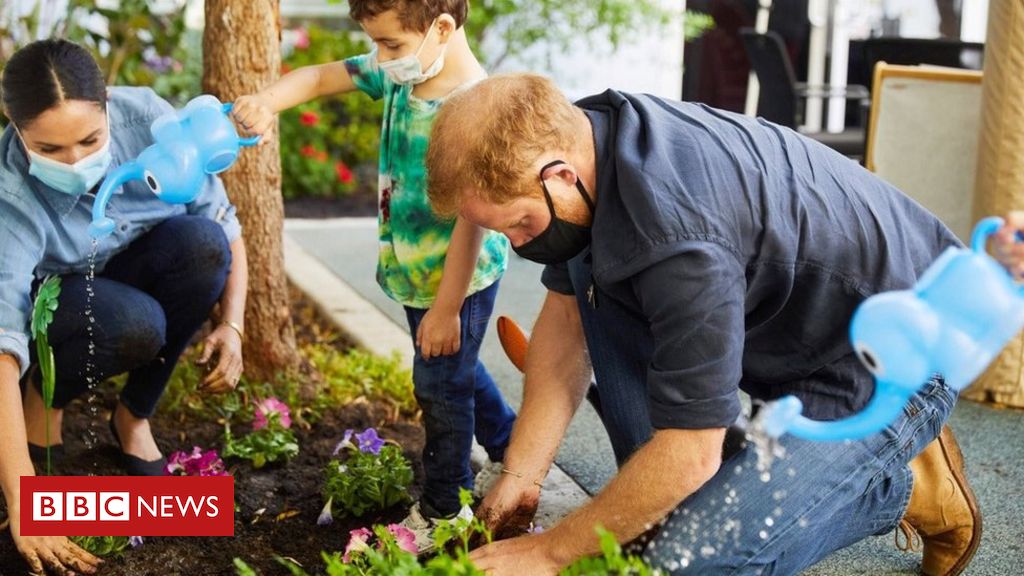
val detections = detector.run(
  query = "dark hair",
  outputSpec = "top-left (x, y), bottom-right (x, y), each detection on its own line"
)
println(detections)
top-left (349, 0), bottom-right (468, 31)
top-left (1, 39), bottom-right (106, 127)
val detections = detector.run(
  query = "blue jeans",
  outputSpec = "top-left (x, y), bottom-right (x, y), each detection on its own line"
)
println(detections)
top-left (28, 216), bottom-right (231, 418)
top-left (404, 280), bottom-right (516, 516)
top-left (565, 254), bottom-right (956, 575)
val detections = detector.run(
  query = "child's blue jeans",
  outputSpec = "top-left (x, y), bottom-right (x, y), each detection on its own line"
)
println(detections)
top-left (404, 280), bottom-right (516, 516)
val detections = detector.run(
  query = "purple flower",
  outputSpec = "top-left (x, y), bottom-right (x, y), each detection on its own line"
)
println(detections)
top-left (165, 446), bottom-right (229, 477)
top-left (143, 54), bottom-right (175, 74)
top-left (332, 429), bottom-right (355, 456)
top-left (527, 522), bottom-right (544, 534)
top-left (253, 397), bottom-right (292, 430)
top-left (355, 428), bottom-right (384, 455)
top-left (343, 527), bottom-right (373, 563)
top-left (386, 524), bottom-right (417, 554)
top-left (128, 535), bottom-right (144, 548)
top-left (317, 497), bottom-right (334, 526)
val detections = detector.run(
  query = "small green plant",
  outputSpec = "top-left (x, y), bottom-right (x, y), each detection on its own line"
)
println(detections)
top-left (233, 557), bottom-right (259, 576)
top-left (320, 428), bottom-right (413, 520)
top-left (279, 490), bottom-right (488, 575)
top-left (559, 527), bottom-right (663, 575)
top-left (70, 535), bottom-right (130, 557)
top-left (304, 346), bottom-right (417, 419)
top-left (223, 399), bottom-right (299, 469)
top-left (30, 276), bottom-right (61, 475)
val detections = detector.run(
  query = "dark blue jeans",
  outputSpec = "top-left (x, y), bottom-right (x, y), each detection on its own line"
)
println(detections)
top-left (404, 280), bottom-right (516, 516)
top-left (564, 253), bottom-right (955, 575)
top-left (29, 216), bottom-right (231, 418)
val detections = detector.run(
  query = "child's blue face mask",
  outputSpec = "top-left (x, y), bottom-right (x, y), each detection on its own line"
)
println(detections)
top-left (16, 123), bottom-right (112, 196)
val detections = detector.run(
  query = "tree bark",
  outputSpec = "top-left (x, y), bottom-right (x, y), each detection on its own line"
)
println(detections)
top-left (967, 0), bottom-right (1024, 407)
top-left (202, 0), bottom-right (301, 382)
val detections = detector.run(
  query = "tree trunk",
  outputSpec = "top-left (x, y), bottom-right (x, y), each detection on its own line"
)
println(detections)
top-left (967, 0), bottom-right (1024, 407)
top-left (202, 0), bottom-right (301, 382)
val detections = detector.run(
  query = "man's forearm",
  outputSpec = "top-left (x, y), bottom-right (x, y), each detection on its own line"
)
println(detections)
top-left (501, 292), bottom-right (592, 484)
top-left (545, 427), bottom-right (725, 563)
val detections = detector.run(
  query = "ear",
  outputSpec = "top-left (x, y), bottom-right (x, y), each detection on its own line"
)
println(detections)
top-left (436, 14), bottom-right (457, 41)
top-left (541, 162), bottom-right (579, 187)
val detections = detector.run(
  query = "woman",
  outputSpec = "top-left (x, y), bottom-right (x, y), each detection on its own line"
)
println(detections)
top-left (0, 39), bottom-right (248, 573)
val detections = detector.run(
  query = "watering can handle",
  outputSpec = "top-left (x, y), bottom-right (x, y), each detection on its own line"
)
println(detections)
top-left (221, 102), bottom-right (262, 147)
top-left (971, 216), bottom-right (1005, 253)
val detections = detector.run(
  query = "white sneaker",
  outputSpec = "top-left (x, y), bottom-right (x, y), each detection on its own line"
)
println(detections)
top-left (473, 459), bottom-right (504, 499)
top-left (397, 501), bottom-right (444, 553)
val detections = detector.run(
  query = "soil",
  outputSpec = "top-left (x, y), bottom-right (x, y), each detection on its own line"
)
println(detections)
top-left (284, 194), bottom-right (377, 219)
top-left (0, 291), bottom-right (425, 576)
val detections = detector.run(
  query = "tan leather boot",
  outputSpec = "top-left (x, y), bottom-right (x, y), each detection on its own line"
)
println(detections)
top-left (497, 316), bottom-right (529, 373)
top-left (896, 425), bottom-right (982, 576)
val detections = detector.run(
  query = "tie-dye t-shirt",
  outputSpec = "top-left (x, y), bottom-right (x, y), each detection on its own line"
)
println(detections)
top-left (344, 53), bottom-right (508, 308)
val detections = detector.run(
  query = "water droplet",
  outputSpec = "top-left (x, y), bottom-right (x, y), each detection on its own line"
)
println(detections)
top-left (765, 517), bottom-right (774, 527)
top-left (734, 465), bottom-right (743, 475)
top-left (798, 517), bottom-right (809, 528)
top-left (700, 545), bottom-right (716, 558)
top-left (760, 471), bottom-right (771, 482)
top-left (759, 530), bottom-right (769, 540)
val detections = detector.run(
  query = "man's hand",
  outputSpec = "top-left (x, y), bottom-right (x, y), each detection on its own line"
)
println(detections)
top-left (10, 504), bottom-right (102, 575)
top-left (993, 211), bottom-right (1024, 279)
top-left (199, 324), bottom-right (244, 393)
top-left (470, 533), bottom-right (562, 576)
top-left (230, 94), bottom-right (276, 139)
top-left (476, 474), bottom-right (541, 540)
top-left (415, 306), bottom-right (461, 359)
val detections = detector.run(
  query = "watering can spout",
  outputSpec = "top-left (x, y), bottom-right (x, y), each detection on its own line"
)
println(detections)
top-left (761, 386), bottom-right (910, 442)
top-left (89, 161), bottom-right (143, 238)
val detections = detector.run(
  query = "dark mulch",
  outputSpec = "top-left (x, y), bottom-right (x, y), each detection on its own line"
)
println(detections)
top-left (0, 289), bottom-right (425, 576)
top-left (284, 194), bottom-right (377, 219)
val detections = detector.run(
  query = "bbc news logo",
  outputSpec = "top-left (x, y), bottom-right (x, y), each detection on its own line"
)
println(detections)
top-left (21, 476), bottom-right (234, 536)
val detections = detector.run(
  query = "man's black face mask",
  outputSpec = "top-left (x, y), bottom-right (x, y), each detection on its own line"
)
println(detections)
top-left (511, 160), bottom-right (595, 265)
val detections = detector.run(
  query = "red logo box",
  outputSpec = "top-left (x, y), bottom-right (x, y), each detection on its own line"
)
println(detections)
top-left (20, 476), bottom-right (234, 536)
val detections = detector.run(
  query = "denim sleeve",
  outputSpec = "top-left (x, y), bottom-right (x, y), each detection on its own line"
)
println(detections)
top-left (343, 53), bottom-right (387, 101)
top-left (541, 262), bottom-right (575, 295)
top-left (631, 244), bottom-right (744, 430)
top-left (185, 174), bottom-right (241, 243)
top-left (0, 193), bottom-right (46, 376)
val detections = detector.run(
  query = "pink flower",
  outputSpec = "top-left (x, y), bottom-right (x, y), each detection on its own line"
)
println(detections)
top-left (343, 527), bottom-right (373, 563)
top-left (335, 161), bottom-right (354, 184)
top-left (386, 524), bottom-right (417, 554)
top-left (299, 111), bottom-right (319, 126)
top-left (165, 446), bottom-right (229, 476)
top-left (253, 397), bottom-right (292, 430)
top-left (294, 27), bottom-right (310, 50)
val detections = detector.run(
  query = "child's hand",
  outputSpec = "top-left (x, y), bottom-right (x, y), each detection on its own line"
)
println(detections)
top-left (416, 307), bottom-right (462, 359)
top-left (992, 211), bottom-right (1024, 279)
top-left (231, 94), bottom-right (276, 138)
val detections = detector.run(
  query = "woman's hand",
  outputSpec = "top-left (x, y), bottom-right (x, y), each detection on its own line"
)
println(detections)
top-left (993, 211), bottom-right (1024, 279)
top-left (10, 503), bottom-right (102, 575)
top-left (230, 95), bottom-right (276, 139)
top-left (416, 306), bottom-right (461, 359)
top-left (199, 323), bottom-right (244, 393)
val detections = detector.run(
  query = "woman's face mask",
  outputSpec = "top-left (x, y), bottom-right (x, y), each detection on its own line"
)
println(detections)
top-left (375, 19), bottom-right (447, 86)
top-left (512, 160), bottom-right (596, 265)
top-left (16, 119), bottom-right (112, 196)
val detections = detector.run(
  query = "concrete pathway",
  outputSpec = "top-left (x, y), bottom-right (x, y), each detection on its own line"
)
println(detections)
top-left (284, 218), bottom-right (1023, 575)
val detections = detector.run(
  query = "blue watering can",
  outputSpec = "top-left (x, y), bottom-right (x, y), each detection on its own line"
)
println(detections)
top-left (88, 94), bottom-right (259, 238)
top-left (760, 217), bottom-right (1024, 441)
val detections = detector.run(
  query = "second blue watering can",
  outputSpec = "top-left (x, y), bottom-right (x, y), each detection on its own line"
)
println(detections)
top-left (88, 94), bottom-right (259, 238)
top-left (760, 217), bottom-right (1024, 441)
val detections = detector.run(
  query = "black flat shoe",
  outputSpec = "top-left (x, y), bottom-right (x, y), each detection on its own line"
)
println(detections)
top-left (108, 409), bottom-right (167, 476)
top-left (27, 442), bottom-right (65, 464)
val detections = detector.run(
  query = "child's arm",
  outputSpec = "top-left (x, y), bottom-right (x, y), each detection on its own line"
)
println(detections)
top-left (993, 211), bottom-right (1024, 279)
top-left (232, 61), bottom-right (356, 137)
top-left (416, 217), bottom-right (485, 358)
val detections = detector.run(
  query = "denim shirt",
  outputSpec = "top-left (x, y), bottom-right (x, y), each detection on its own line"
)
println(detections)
top-left (0, 86), bottom-right (241, 376)
top-left (544, 90), bottom-right (959, 430)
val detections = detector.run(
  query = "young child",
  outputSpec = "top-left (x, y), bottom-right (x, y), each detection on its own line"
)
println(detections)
top-left (232, 0), bottom-right (515, 546)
